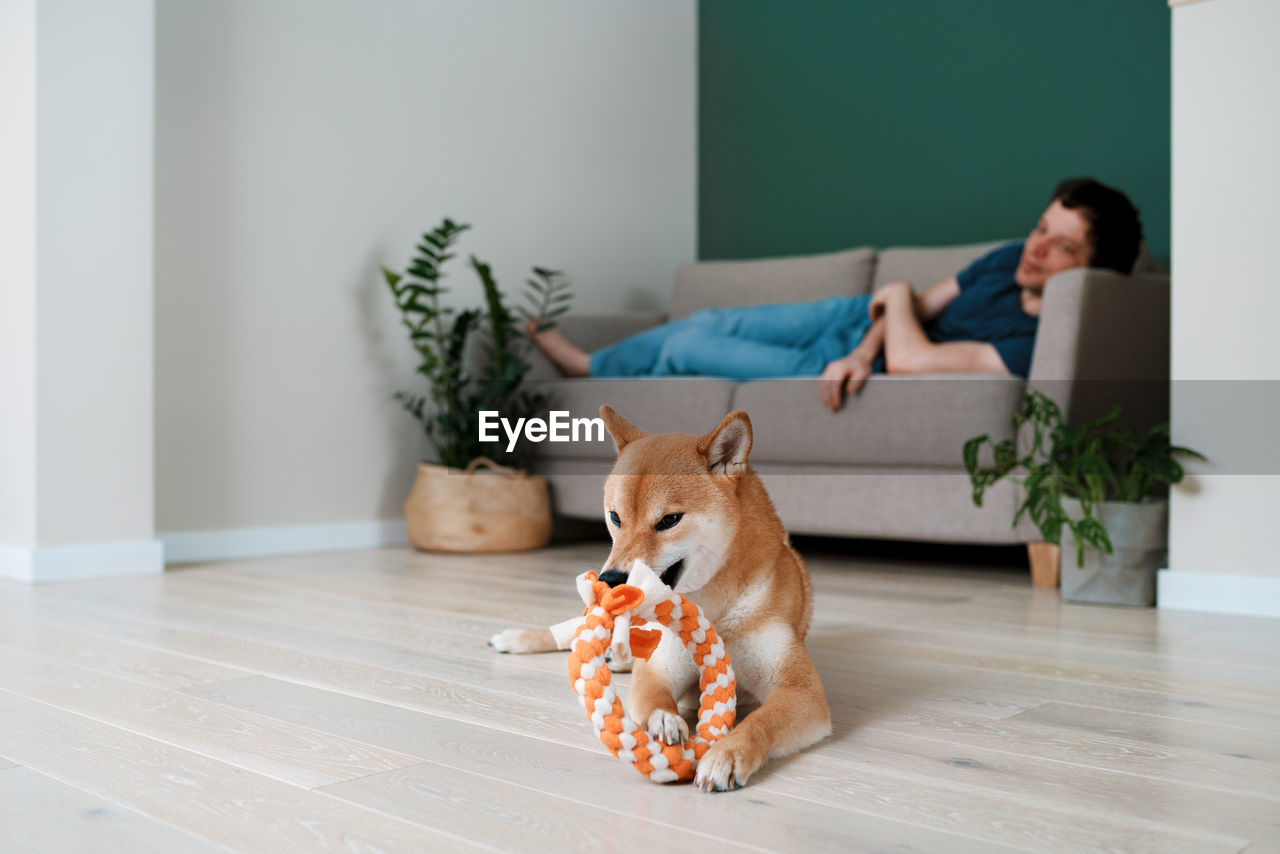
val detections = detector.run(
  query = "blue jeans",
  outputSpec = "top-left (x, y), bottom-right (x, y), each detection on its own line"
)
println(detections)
top-left (589, 295), bottom-right (874, 379)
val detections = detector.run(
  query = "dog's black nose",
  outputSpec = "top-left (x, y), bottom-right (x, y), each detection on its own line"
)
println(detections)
top-left (599, 569), bottom-right (628, 588)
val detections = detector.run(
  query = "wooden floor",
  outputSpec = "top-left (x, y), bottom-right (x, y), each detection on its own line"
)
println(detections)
top-left (1, 542), bottom-right (1278, 853)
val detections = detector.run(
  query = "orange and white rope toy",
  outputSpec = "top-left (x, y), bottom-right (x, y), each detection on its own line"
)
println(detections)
top-left (549, 563), bottom-right (736, 783)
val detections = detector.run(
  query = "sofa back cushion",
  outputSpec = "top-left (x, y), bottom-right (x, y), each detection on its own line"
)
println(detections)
top-left (872, 240), bottom-right (1010, 293)
top-left (669, 247), bottom-right (876, 320)
top-left (733, 374), bottom-right (1025, 467)
top-left (534, 378), bottom-right (738, 460)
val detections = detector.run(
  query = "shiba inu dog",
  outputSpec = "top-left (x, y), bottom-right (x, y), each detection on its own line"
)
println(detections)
top-left (490, 406), bottom-right (831, 791)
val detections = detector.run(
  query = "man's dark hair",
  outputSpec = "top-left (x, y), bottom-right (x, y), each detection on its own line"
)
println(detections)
top-left (1052, 177), bottom-right (1144, 273)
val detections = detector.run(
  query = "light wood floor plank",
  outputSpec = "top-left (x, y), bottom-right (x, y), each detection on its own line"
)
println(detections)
top-left (186, 675), bottom-right (1027, 854)
top-left (823, 724), bottom-right (1280, 848)
top-left (74, 573), bottom-right (566, 679)
top-left (0, 765), bottom-right (234, 854)
top-left (203, 551), bottom-right (1274, 700)
top-left (0, 648), bottom-right (424, 788)
top-left (761, 734), bottom-right (1249, 853)
top-left (163, 562), bottom-right (1280, 737)
top-left (1008, 700), bottom-right (1280, 763)
top-left (15, 547), bottom-right (1274, 804)
top-left (806, 628), bottom-right (1280, 706)
top-left (19, 570), bottom-right (1280, 742)
top-left (171, 565), bottom-right (1280, 692)
top-left (23, 590), bottom-right (577, 713)
top-left (810, 648), bottom-right (1280, 734)
top-left (0, 691), bottom-right (485, 853)
top-left (318, 763), bottom-right (759, 854)
top-left (808, 610), bottom-right (1280, 682)
top-left (167, 571), bottom-right (528, 645)
top-left (0, 611), bottom-right (252, 689)
top-left (3, 542), bottom-right (1278, 852)
top-left (831, 692), bottom-right (1280, 800)
top-left (0, 585), bottom-right (597, 746)
top-left (813, 598), bottom-right (1280, 670)
top-left (152, 567), bottom-right (1280, 719)
top-left (208, 546), bottom-right (1221, 644)
top-left (42, 566), bottom-right (1255, 803)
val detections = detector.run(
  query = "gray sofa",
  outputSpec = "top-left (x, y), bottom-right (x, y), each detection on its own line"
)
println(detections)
top-left (526, 241), bottom-right (1170, 546)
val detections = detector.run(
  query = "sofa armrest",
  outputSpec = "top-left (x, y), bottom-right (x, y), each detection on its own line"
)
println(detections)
top-left (524, 312), bottom-right (667, 380)
top-left (1028, 267), bottom-right (1170, 428)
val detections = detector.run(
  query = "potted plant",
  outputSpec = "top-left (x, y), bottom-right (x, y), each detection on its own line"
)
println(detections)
top-left (963, 390), bottom-right (1205, 606)
top-left (381, 218), bottom-right (572, 552)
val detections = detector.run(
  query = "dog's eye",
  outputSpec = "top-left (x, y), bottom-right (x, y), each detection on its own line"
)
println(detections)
top-left (654, 513), bottom-right (683, 532)
top-left (609, 510), bottom-right (621, 527)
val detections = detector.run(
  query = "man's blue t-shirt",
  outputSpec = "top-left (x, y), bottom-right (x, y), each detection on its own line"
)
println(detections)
top-left (925, 240), bottom-right (1038, 378)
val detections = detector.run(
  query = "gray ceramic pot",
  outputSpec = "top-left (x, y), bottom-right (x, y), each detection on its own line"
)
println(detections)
top-left (1060, 498), bottom-right (1169, 607)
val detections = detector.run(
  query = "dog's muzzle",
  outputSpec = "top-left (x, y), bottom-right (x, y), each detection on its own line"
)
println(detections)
top-left (660, 559), bottom-right (685, 589)
top-left (600, 560), bottom-right (685, 590)
top-left (599, 569), bottom-right (628, 588)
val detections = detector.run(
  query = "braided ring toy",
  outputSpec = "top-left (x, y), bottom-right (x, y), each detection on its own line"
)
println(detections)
top-left (549, 563), bottom-right (736, 783)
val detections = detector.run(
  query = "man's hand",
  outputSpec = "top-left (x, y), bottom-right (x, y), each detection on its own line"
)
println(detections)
top-left (819, 353), bottom-right (873, 412)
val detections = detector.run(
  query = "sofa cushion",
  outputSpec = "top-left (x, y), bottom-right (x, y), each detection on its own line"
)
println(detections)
top-left (538, 460), bottom-right (1028, 544)
top-left (527, 457), bottom-right (616, 519)
top-left (730, 375), bottom-right (1024, 467)
top-left (749, 464), bottom-right (1025, 543)
top-left (530, 377), bottom-right (738, 460)
top-left (669, 248), bottom-right (876, 320)
top-left (872, 240), bottom-right (1010, 293)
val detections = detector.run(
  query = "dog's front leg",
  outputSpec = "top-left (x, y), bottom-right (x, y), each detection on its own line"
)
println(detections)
top-left (695, 640), bottom-right (831, 792)
top-left (629, 636), bottom-right (698, 746)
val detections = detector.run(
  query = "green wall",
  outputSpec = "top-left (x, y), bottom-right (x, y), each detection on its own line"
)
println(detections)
top-left (699, 1), bottom-right (1171, 262)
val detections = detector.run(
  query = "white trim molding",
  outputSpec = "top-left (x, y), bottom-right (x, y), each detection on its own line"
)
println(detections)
top-left (0, 539), bottom-right (165, 584)
top-left (1158, 570), bottom-right (1280, 619)
top-left (160, 519), bottom-right (409, 565)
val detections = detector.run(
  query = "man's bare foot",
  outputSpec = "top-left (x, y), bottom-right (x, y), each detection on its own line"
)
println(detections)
top-left (527, 320), bottom-right (591, 377)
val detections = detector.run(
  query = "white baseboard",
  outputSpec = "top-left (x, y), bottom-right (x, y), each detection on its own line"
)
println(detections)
top-left (1158, 569), bottom-right (1280, 619)
top-left (159, 519), bottom-right (409, 565)
top-left (0, 539), bottom-right (165, 584)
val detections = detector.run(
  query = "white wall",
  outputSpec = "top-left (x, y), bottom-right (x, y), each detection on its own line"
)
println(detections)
top-left (1, 0), bottom-right (160, 582)
top-left (0, 0), bottom-right (38, 549)
top-left (1164, 0), bottom-right (1280, 615)
top-left (37, 0), bottom-right (157, 546)
top-left (154, 1), bottom-right (697, 538)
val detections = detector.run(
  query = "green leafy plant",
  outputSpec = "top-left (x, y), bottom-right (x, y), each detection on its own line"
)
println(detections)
top-left (963, 390), bottom-right (1205, 566)
top-left (381, 218), bottom-right (572, 469)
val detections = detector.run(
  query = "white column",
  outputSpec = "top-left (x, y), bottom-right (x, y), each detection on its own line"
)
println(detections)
top-left (0, 0), bottom-right (39, 559)
top-left (1162, 0), bottom-right (1280, 617)
top-left (0, 0), bottom-right (161, 582)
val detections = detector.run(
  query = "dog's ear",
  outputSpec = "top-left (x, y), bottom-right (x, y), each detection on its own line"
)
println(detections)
top-left (599, 405), bottom-right (648, 453)
top-left (697, 410), bottom-right (753, 476)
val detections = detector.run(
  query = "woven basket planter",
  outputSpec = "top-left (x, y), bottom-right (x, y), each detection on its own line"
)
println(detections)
top-left (404, 457), bottom-right (551, 553)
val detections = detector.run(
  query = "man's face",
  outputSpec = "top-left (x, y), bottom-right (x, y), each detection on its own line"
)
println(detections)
top-left (1015, 200), bottom-right (1093, 289)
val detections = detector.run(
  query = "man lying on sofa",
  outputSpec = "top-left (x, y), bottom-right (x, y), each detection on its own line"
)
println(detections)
top-left (530, 177), bottom-right (1143, 412)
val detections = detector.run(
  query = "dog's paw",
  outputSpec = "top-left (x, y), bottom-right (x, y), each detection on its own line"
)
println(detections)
top-left (488, 628), bottom-right (551, 654)
top-left (694, 739), bottom-right (764, 793)
top-left (488, 629), bottom-right (519, 653)
top-left (646, 710), bottom-right (689, 746)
